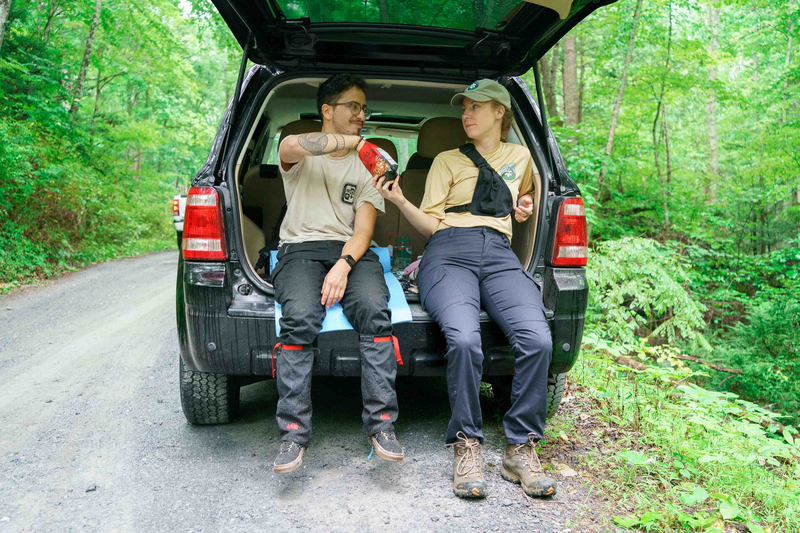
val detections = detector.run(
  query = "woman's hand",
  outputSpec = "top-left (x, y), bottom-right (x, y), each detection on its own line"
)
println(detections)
top-left (372, 175), bottom-right (406, 207)
top-left (514, 194), bottom-right (534, 223)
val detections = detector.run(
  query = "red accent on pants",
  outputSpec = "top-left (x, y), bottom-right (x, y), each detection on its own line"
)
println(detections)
top-left (374, 335), bottom-right (402, 365)
top-left (271, 342), bottom-right (304, 378)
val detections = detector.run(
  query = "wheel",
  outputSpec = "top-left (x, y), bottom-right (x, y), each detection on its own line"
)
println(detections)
top-left (176, 231), bottom-right (182, 248)
top-left (488, 373), bottom-right (567, 420)
top-left (546, 373), bottom-right (567, 419)
top-left (179, 356), bottom-right (240, 424)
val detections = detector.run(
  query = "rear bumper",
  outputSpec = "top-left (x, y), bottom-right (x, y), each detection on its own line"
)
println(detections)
top-left (173, 218), bottom-right (183, 232)
top-left (177, 259), bottom-right (587, 377)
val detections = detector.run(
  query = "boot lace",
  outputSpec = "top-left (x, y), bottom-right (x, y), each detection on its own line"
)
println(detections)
top-left (449, 431), bottom-right (482, 478)
top-left (279, 441), bottom-right (299, 455)
top-left (512, 432), bottom-right (544, 475)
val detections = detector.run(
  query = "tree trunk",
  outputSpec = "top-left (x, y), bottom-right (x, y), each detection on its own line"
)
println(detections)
top-left (42, 0), bottom-right (62, 44)
top-left (654, 2), bottom-right (673, 233)
top-left (0, 0), bottom-right (11, 54)
top-left (472, 0), bottom-right (485, 28)
top-left (578, 35), bottom-right (585, 124)
top-left (538, 54), bottom-right (559, 121)
top-left (595, 0), bottom-right (644, 200)
top-left (70, 0), bottom-right (103, 117)
top-left (780, 0), bottom-right (797, 126)
top-left (704, 5), bottom-right (720, 204)
top-left (562, 34), bottom-right (579, 126)
top-left (378, 0), bottom-right (389, 23)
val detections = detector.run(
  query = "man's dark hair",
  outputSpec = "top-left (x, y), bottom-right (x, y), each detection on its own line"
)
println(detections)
top-left (317, 74), bottom-right (369, 118)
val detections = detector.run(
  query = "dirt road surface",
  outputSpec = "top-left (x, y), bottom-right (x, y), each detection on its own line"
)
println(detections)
top-left (0, 251), bottom-right (608, 532)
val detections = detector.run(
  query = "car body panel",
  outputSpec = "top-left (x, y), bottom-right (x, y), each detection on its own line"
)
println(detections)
top-left (209, 0), bottom-right (617, 77)
top-left (177, 66), bottom-right (588, 379)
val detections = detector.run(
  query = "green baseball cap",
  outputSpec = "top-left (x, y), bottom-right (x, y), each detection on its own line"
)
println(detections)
top-left (450, 79), bottom-right (511, 108)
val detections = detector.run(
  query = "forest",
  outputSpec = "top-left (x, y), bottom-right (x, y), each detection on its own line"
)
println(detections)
top-left (0, 0), bottom-right (798, 530)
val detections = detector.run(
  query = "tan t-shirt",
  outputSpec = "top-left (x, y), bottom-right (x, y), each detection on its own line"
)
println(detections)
top-left (419, 142), bottom-right (536, 241)
top-left (279, 136), bottom-right (385, 244)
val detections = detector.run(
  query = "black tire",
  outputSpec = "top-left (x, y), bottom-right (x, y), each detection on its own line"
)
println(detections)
top-left (488, 373), bottom-right (567, 420)
top-left (176, 231), bottom-right (182, 249)
top-left (179, 356), bottom-right (240, 424)
top-left (546, 373), bottom-right (567, 419)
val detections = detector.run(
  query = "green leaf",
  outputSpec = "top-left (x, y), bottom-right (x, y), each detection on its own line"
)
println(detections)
top-left (746, 522), bottom-right (765, 533)
top-left (612, 516), bottom-right (639, 528)
top-left (783, 429), bottom-right (794, 446)
top-left (681, 487), bottom-right (709, 506)
top-left (719, 500), bottom-right (741, 520)
top-left (638, 511), bottom-right (663, 525)
top-left (617, 450), bottom-right (653, 465)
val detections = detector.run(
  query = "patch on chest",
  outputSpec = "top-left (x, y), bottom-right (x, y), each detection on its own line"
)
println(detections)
top-left (341, 183), bottom-right (358, 205)
top-left (499, 163), bottom-right (516, 181)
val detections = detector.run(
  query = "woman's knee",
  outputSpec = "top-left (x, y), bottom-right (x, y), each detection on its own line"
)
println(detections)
top-left (447, 328), bottom-right (482, 358)
top-left (512, 327), bottom-right (553, 356)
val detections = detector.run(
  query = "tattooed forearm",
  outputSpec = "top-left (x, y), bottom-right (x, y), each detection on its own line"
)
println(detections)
top-left (334, 134), bottom-right (345, 152)
top-left (297, 132), bottom-right (330, 155)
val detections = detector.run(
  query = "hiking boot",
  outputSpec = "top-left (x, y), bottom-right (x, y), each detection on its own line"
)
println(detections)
top-left (273, 441), bottom-right (305, 474)
top-left (370, 430), bottom-right (404, 462)
top-left (450, 431), bottom-right (488, 499)
top-left (501, 434), bottom-right (557, 497)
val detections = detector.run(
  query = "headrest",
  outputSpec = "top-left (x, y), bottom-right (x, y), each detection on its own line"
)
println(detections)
top-left (405, 153), bottom-right (434, 171)
top-left (367, 138), bottom-right (398, 163)
top-left (417, 117), bottom-right (465, 158)
top-left (278, 119), bottom-right (322, 146)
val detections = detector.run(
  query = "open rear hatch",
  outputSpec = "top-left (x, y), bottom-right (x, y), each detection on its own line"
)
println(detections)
top-left (211, 0), bottom-right (616, 77)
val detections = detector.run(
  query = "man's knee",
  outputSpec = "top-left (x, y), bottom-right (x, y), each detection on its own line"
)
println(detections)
top-left (348, 293), bottom-right (391, 335)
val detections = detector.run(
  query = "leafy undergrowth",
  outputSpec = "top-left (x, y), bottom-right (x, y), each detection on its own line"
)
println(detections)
top-left (0, 236), bottom-right (175, 293)
top-left (546, 335), bottom-right (800, 532)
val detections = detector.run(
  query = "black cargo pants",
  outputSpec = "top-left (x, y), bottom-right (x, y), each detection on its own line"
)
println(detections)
top-left (417, 227), bottom-right (553, 445)
top-left (272, 240), bottom-right (399, 446)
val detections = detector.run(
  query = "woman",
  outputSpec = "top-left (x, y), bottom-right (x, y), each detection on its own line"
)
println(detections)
top-left (373, 79), bottom-right (556, 499)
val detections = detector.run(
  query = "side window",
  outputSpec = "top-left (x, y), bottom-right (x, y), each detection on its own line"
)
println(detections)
top-left (265, 132), bottom-right (282, 165)
top-left (366, 135), bottom-right (418, 173)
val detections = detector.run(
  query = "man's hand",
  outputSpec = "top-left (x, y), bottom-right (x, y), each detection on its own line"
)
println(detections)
top-left (321, 259), bottom-right (351, 308)
top-left (514, 194), bottom-right (534, 223)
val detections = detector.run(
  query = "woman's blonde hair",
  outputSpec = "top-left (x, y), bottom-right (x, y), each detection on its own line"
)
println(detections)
top-left (491, 100), bottom-right (515, 142)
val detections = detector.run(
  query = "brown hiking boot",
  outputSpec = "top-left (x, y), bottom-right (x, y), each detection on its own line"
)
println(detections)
top-left (449, 431), bottom-right (488, 499)
top-left (501, 433), bottom-right (556, 497)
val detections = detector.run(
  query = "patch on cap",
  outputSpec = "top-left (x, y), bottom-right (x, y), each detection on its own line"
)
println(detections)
top-left (467, 81), bottom-right (480, 90)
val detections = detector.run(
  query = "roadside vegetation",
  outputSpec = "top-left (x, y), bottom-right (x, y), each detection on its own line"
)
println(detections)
top-left (0, 0), bottom-right (238, 289)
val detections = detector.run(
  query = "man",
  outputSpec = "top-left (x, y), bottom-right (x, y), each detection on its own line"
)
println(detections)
top-left (271, 74), bottom-right (403, 474)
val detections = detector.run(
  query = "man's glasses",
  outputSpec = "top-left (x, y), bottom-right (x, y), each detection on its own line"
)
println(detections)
top-left (329, 101), bottom-right (372, 120)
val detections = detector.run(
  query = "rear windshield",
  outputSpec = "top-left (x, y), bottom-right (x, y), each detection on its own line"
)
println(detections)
top-left (278, 0), bottom-right (522, 31)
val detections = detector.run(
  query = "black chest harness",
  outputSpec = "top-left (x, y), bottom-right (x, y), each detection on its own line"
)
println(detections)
top-left (444, 143), bottom-right (514, 218)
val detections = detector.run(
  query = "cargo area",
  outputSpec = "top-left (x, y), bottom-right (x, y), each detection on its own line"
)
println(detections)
top-left (230, 77), bottom-right (542, 301)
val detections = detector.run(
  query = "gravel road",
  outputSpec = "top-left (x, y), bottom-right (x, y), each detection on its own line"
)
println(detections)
top-left (0, 251), bottom-right (607, 532)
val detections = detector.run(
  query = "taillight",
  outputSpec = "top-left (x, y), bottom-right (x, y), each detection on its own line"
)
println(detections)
top-left (182, 187), bottom-right (227, 261)
top-left (551, 197), bottom-right (587, 267)
top-left (172, 198), bottom-right (180, 215)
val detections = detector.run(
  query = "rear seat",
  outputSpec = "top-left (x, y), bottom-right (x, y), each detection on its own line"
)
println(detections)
top-left (397, 117), bottom-right (464, 260)
top-left (367, 138), bottom-right (399, 247)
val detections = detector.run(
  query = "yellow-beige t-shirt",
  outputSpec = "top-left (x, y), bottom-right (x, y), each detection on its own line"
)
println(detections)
top-left (419, 142), bottom-right (535, 241)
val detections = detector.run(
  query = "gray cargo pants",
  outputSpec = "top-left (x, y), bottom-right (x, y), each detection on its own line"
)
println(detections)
top-left (272, 240), bottom-right (399, 446)
top-left (417, 227), bottom-right (552, 445)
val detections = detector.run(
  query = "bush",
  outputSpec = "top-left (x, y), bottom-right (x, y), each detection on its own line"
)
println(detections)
top-left (588, 237), bottom-right (710, 350)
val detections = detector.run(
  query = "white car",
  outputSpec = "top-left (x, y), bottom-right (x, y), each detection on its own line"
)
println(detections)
top-left (172, 194), bottom-right (187, 247)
